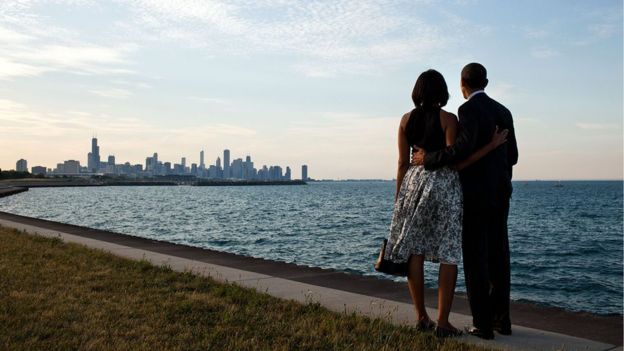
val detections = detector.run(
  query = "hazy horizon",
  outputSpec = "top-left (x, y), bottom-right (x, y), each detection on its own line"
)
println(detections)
top-left (1, 0), bottom-right (622, 180)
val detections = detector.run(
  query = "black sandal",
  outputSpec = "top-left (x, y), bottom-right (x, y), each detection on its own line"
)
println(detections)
top-left (435, 325), bottom-right (463, 338)
top-left (415, 318), bottom-right (436, 332)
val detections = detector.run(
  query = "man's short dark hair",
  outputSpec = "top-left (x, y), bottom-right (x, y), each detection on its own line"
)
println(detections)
top-left (461, 63), bottom-right (488, 90)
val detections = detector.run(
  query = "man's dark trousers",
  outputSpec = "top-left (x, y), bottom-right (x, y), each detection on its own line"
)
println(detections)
top-left (462, 193), bottom-right (511, 331)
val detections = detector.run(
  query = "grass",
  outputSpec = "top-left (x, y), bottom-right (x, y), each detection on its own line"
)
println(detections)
top-left (0, 227), bottom-right (495, 351)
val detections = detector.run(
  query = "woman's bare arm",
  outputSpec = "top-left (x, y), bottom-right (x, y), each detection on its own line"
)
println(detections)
top-left (454, 127), bottom-right (508, 170)
top-left (395, 113), bottom-right (411, 201)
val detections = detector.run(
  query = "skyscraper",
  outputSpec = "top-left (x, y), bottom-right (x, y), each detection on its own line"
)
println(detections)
top-left (200, 150), bottom-right (205, 169)
top-left (285, 166), bottom-right (291, 180)
top-left (243, 155), bottom-right (254, 179)
top-left (88, 137), bottom-right (100, 172)
top-left (301, 165), bottom-right (308, 181)
top-left (106, 155), bottom-right (116, 174)
top-left (145, 156), bottom-right (154, 172)
top-left (231, 158), bottom-right (243, 179)
top-left (16, 159), bottom-right (27, 172)
top-left (223, 149), bottom-right (230, 178)
top-left (153, 153), bottom-right (159, 174)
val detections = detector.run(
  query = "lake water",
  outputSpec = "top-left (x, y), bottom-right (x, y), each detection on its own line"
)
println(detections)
top-left (0, 180), bottom-right (621, 315)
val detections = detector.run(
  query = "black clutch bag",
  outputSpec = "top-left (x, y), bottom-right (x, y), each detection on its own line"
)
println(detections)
top-left (374, 239), bottom-right (408, 276)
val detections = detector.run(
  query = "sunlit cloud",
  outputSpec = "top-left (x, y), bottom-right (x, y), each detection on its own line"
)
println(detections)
top-left (90, 88), bottom-right (133, 99)
top-left (119, 0), bottom-right (467, 76)
top-left (187, 96), bottom-right (229, 104)
top-left (576, 123), bottom-right (618, 130)
top-left (0, 58), bottom-right (47, 79)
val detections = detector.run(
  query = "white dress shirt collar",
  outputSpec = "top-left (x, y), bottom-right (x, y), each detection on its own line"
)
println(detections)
top-left (467, 90), bottom-right (485, 100)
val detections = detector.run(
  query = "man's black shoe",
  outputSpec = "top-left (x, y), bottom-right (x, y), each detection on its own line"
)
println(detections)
top-left (493, 323), bottom-right (512, 336)
top-left (464, 326), bottom-right (495, 340)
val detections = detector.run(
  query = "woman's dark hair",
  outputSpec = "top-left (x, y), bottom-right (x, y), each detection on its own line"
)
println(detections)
top-left (411, 69), bottom-right (449, 109)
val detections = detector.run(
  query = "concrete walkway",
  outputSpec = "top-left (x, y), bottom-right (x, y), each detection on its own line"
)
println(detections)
top-left (0, 214), bottom-right (620, 351)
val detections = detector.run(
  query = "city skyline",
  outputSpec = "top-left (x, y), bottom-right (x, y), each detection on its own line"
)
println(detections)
top-left (0, 1), bottom-right (622, 180)
top-left (10, 137), bottom-right (309, 181)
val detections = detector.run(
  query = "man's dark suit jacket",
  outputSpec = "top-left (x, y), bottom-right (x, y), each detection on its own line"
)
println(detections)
top-left (423, 92), bottom-right (518, 208)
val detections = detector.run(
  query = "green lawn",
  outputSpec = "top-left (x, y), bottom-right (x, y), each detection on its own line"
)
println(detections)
top-left (0, 226), bottom-right (494, 351)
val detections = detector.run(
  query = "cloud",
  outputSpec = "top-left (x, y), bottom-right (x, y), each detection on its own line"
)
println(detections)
top-left (6, 43), bottom-right (136, 77)
top-left (0, 14), bottom-right (136, 79)
top-left (118, 0), bottom-right (476, 76)
top-left (530, 47), bottom-right (559, 59)
top-left (0, 57), bottom-right (47, 79)
top-left (0, 26), bottom-right (33, 42)
top-left (0, 0), bottom-right (490, 78)
top-left (576, 123), bottom-right (618, 130)
top-left (523, 27), bottom-right (549, 39)
top-left (188, 96), bottom-right (229, 104)
top-left (487, 82), bottom-right (514, 100)
top-left (90, 88), bottom-right (133, 99)
top-left (588, 23), bottom-right (618, 39)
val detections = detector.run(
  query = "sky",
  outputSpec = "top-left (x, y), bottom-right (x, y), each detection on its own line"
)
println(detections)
top-left (0, 0), bottom-right (622, 180)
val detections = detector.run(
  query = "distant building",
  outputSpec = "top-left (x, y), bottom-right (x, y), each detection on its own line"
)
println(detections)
top-left (145, 156), bottom-right (154, 172)
top-left (243, 155), bottom-right (255, 179)
top-left (258, 165), bottom-right (269, 180)
top-left (191, 163), bottom-right (198, 175)
top-left (105, 156), bottom-right (116, 174)
top-left (16, 159), bottom-right (27, 172)
top-left (63, 160), bottom-right (81, 174)
top-left (119, 162), bottom-right (132, 175)
top-left (31, 166), bottom-right (46, 175)
top-left (301, 165), bottom-right (308, 181)
top-left (173, 163), bottom-right (183, 174)
top-left (212, 157), bottom-right (222, 178)
top-left (223, 149), bottom-right (230, 178)
top-left (269, 165), bottom-right (282, 180)
top-left (284, 166), bottom-right (291, 180)
top-left (200, 150), bottom-right (205, 170)
top-left (231, 158), bottom-right (243, 179)
top-left (87, 137), bottom-right (100, 172)
top-left (207, 165), bottom-right (218, 178)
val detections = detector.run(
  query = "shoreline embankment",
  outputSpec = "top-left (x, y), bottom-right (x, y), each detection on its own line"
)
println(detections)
top-left (0, 187), bottom-right (28, 198)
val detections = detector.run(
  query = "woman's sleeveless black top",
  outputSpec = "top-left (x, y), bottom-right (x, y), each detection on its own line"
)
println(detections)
top-left (404, 108), bottom-right (446, 152)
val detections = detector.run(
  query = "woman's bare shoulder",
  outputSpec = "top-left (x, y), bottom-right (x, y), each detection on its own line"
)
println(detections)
top-left (400, 111), bottom-right (412, 128)
top-left (439, 109), bottom-right (458, 131)
top-left (440, 109), bottom-right (457, 120)
top-left (440, 109), bottom-right (458, 127)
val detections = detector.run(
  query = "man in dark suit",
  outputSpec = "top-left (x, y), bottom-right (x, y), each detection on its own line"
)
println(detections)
top-left (412, 63), bottom-right (518, 339)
